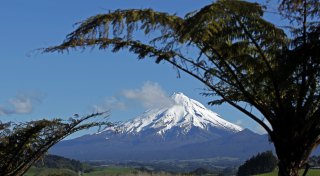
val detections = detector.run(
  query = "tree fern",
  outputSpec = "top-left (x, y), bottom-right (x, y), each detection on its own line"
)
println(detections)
top-left (44, 0), bottom-right (320, 175)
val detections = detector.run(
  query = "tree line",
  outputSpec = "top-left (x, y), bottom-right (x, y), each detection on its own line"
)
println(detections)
top-left (237, 151), bottom-right (278, 176)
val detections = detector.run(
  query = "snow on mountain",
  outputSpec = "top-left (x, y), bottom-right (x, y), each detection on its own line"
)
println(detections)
top-left (103, 92), bottom-right (242, 136)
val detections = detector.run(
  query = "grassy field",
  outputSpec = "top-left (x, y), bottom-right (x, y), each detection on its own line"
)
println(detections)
top-left (83, 166), bottom-right (137, 176)
top-left (255, 169), bottom-right (320, 176)
top-left (24, 167), bottom-right (78, 176)
top-left (24, 166), bottom-right (182, 176)
top-left (25, 166), bottom-right (136, 176)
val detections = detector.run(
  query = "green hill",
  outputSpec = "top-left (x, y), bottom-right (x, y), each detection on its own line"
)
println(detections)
top-left (24, 167), bottom-right (78, 176)
top-left (255, 169), bottom-right (320, 176)
top-left (25, 166), bottom-right (178, 176)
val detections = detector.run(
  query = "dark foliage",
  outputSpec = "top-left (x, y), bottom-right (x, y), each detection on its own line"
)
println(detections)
top-left (0, 112), bottom-right (111, 176)
top-left (237, 151), bottom-right (278, 176)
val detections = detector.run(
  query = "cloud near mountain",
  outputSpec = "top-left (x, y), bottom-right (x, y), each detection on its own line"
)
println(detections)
top-left (122, 81), bottom-right (174, 108)
top-left (93, 82), bottom-right (174, 112)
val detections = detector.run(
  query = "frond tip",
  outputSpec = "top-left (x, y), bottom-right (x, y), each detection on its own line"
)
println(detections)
top-left (44, 9), bottom-right (183, 53)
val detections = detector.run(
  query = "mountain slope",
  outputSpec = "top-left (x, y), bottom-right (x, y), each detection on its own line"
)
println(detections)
top-left (158, 129), bottom-right (274, 160)
top-left (51, 93), bottom-right (271, 161)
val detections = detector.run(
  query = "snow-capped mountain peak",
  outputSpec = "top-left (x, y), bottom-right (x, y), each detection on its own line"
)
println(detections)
top-left (104, 92), bottom-right (243, 136)
top-left (172, 92), bottom-right (207, 110)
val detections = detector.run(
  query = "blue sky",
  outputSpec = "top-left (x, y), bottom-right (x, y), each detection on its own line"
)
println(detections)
top-left (1, 0), bottom-right (283, 137)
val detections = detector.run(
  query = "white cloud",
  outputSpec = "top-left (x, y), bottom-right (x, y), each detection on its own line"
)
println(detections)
top-left (0, 93), bottom-right (44, 116)
top-left (92, 82), bottom-right (174, 113)
top-left (9, 96), bottom-right (33, 114)
top-left (93, 97), bottom-right (126, 113)
top-left (122, 82), bottom-right (174, 108)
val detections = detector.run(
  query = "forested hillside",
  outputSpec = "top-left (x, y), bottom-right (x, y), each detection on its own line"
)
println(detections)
top-left (33, 154), bottom-right (89, 172)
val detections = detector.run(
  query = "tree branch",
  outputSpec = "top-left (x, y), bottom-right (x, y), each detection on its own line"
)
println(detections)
top-left (164, 58), bottom-right (273, 135)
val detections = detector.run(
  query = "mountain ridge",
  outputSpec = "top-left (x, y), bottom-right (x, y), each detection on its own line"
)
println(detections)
top-left (101, 92), bottom-right (242, 137)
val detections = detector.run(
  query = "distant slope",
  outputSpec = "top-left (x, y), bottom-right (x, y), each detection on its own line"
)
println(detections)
top-left (51, 129), bottom-right (272, 162)
top-left (154, 129), bottom-right (274, 160)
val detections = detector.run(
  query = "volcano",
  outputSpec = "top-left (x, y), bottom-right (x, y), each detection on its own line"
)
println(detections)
top-left (50, 92), bottom-right (272, 161)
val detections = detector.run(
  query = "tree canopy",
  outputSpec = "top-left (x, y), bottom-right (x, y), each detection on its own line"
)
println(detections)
top-left (44, 0), bottom-right (320, 175)
top-left (237, 151), bottom-right (278, 176)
